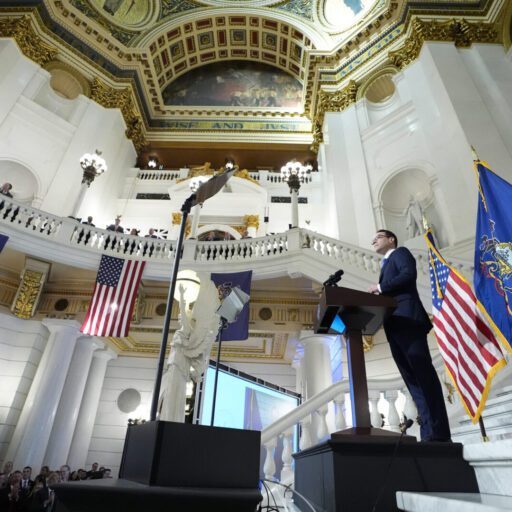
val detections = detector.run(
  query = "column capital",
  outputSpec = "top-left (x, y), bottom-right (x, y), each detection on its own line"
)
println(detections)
top-left (92, 348), bottom-right (117, 362)
top-left (299, 330), bottom-right (336, 348)
top-left (77, 335), bottom-right (104, 352)
top-left (42, 318), bottom-right (82, 336)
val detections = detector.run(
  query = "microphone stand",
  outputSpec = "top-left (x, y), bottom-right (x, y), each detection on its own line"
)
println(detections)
top-left (210, 317), bottom-right (228, 426)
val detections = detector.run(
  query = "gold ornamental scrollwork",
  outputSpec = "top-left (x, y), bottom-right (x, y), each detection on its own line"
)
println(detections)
top-left (311, 80), bottom-right (358, 153)
top-left (234, 169), bottom-right (259, 186)
top-left (389, 18), bottom-right (498, 70)
top-left (89, 78), bottom-right (147, 151)
top-left (172, 212), bottom-right (182, 225)
top-left (244, 215), bottom-right (260, 230)
top-left (0, 16), bottom-right (58, 66)
top-left (363, 335), bottom-right (374, 353)
top-left (12, 269), bottom-right (44, 319)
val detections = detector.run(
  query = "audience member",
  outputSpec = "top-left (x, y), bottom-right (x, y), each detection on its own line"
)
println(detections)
top-left (145, 228), bottom-right (158, 238)
top-left (81, 216), bottom-right (95, 226)
top-left (2, 461), bottom-right (13, 478)
top-left (26, 475), bottom-right (47, 512)
top-left (20, 466), bottom-right (33, 492)
top-left (59, 465), bottom-right (70, 482)
top-left (39, 466), bottom-right (50, 480)
top-left (0, 182), bottom-right (13, 197)
top-left (86, 463), bottom-right (99, 479)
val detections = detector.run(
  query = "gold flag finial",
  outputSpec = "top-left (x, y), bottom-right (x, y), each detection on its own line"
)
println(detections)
top-left (471, 145), bottom-right (480, 162)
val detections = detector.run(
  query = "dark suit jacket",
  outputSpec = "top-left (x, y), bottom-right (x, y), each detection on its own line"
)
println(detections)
top-left (379, 247), bottom-right (432, 333)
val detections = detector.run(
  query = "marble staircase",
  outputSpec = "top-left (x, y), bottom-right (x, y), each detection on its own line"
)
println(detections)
top-left (397, 378), bottom-right (512, 511)
top-left (451, 385), bottom-right (512, 445)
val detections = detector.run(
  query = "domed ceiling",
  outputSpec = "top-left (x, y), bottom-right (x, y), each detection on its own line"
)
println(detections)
top-left (0, 0), bottom-right (505, 154)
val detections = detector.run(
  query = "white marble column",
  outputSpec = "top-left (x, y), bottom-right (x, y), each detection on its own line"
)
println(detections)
top-left (44, 336), bottom-right (104, 468)
top-left (290, 188), bottom-right (299, 228)
top-left (67, 349), bottom-right (117, 470)
top-left (299, 331), bottom-right (336, 442)
top-left (190, 204), bottom-right (201, 239)
top-left (6, 319), bottom-right (82, 471)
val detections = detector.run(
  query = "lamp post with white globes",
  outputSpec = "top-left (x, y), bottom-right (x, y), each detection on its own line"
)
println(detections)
top-left (71, 150), bottom-right (107, 218)
top-left (280, 160), bottom-right (312, 228)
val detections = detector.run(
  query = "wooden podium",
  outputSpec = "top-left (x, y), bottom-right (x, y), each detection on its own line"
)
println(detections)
top-left (292, 286), bottom-right (478, 512)
top-left (315, 286), bottom-right (400, 438)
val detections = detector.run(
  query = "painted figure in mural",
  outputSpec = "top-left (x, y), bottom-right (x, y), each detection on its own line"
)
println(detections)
top-left (404, 195), bottom-right (424, 239)
top-left (160, 275), bottom-right (221, 422)
top-left (103, 0), bottom-right (125, 15)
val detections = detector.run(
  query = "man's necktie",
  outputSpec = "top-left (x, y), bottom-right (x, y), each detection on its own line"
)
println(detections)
top-left (381, 258), bottom-right (388, 270)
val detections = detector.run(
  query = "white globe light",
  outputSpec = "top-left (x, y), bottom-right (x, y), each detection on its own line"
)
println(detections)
top-left (174, 270), bottom-right (201, 305)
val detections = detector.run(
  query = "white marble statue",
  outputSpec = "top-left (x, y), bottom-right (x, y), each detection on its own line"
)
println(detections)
top-left (160, 274), bottom-right (221, 422)
top-left (404, 195), bottom-right (424, 239)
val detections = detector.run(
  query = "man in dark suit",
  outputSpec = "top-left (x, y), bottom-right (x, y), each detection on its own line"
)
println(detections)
top-left (369, 229), bottom-right (451, 442)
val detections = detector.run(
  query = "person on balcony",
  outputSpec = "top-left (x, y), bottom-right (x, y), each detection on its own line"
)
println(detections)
top-left (81, 216), bottom-right (95, 227)
top-left (0, 182), bottom-right (13, 198)
top-left (106, 216), bottom-right (124, 233)
top-left (368, 229), bottom-right (451, 442)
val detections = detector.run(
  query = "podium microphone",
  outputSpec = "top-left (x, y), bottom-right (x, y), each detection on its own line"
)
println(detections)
top-left (323, 269), bottom-right (344, 287)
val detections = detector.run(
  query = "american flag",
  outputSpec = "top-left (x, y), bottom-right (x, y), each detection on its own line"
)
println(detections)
top-left (425, 230), bottom-right (506, 422)
top-left (81, 255), bottom-right (145, 337)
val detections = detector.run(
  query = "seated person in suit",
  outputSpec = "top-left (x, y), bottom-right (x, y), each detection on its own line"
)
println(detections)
top-left (368, 229), bottom-right (451, 442)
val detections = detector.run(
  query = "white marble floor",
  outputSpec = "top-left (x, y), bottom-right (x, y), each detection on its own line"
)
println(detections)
top-left (397, 492), bottom-right (512, 512)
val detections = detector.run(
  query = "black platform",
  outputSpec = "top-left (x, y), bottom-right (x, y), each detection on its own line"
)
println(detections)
top-left (54, 421), bottom-right (262, 512)
top-left (293, 437), bottom-right (479, 512)
top-left (53, 478), bottom-right (262, 512)
top-left (119, 420), bottom-right (261, 488)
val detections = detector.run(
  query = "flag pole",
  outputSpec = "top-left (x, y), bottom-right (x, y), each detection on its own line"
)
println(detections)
top-left (478, 415), bottom-right (489, 442)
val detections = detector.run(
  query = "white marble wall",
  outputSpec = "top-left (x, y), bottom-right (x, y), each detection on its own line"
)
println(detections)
top-left (86, 356), bottom-right (155, 475)
top-left (319, 42), bottom-right (512, 252)
top-left (0, 311), bottom-right (47, 464)
top-left (0, 39), bottom-right (136, 224)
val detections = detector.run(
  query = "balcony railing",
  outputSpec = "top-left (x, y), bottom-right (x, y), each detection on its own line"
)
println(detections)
top-left (0, 196), bottom-right (473, 285)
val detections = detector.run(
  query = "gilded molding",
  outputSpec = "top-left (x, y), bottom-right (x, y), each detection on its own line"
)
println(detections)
top-left (172, 212), bottom-right (182, 225)
top-left (311, 80), bottom-right (358, 152)
top-left (234, 169), bottom-right (260, 185)
top-left (0, 15), bottom-right (58, 66)
top-left (389, 18), bottom-right (498, 70)
top-left (11, 269), bottom-right (44, 319)
top-left (243, 215), bottom-right (260, 230)
top-left (89, 78), bottom-right (147, 151)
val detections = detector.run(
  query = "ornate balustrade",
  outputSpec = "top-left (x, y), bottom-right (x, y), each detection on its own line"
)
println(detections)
top-left (0, 196), bottom-right (472, 285)
top-left (134, 168), bottom-right (319, 186)
top-left (260, 353), bottom-right (460, 484)
top-left (136, 169), bottom-right (187, 181)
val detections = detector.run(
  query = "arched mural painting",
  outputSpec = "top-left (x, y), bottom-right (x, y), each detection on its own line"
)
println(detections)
top-left (162, 61), bottom-right (303, 108)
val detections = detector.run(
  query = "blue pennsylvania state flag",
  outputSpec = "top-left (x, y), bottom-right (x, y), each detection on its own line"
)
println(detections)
top-left (0, 233), bottom-right (8, 253)
top-left (474, 161), bottom-right (512, 351)
top-left (211, 271), bottom-right (252, 341)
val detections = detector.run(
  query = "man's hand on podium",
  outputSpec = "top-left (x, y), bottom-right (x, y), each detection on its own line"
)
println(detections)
top-left (368, 284), bottom-right (380, 294)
